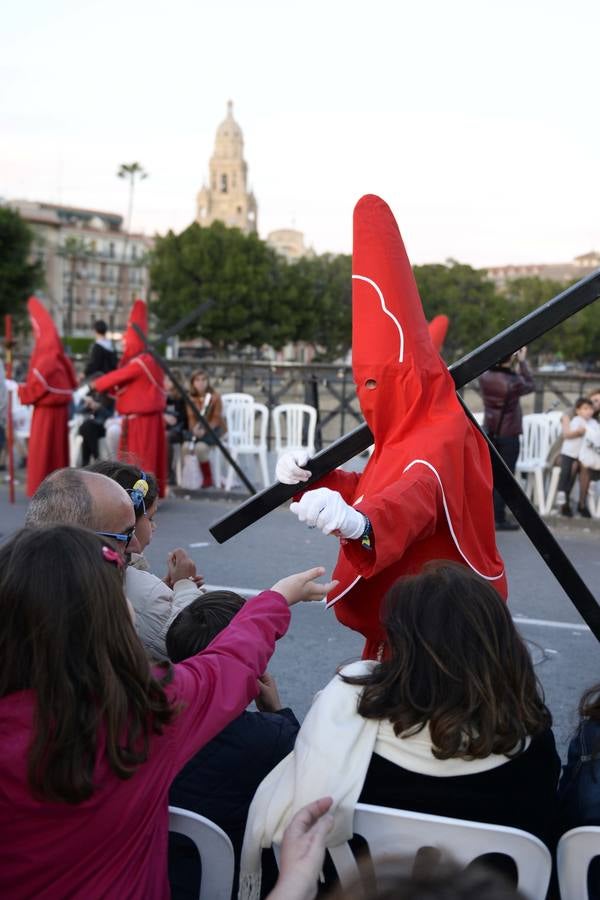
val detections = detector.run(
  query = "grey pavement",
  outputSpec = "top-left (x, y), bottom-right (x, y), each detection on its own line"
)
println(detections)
top-left (1, 478), bottom-right (599, 759)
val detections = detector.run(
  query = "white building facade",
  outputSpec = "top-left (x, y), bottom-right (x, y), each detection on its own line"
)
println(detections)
top-left (7, 199), bottom-right (153, 336)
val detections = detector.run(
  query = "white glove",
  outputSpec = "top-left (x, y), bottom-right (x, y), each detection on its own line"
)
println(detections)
top-left (290, 488), bottom-right (366, 539)
top-left (276, 450), bottom-right (311, 485)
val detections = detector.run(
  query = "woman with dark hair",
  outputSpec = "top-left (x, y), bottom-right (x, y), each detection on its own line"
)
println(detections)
top-left (239, 562), bottom-right (560, 899)
top-left (183, 368), bottom-right (226, 488)
top-left (0, 524), bottom-right (333, 899)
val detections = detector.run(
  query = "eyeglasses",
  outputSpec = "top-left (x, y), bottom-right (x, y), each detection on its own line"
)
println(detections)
top-left (95, 526), bottom-right (136, 551)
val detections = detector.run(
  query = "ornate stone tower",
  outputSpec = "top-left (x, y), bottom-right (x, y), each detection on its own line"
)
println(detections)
top-left (196, 101), bottom-right (258, 234)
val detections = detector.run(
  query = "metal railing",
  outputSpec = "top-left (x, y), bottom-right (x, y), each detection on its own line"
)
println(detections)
top-left (7, 353), bottom-right (600, 450)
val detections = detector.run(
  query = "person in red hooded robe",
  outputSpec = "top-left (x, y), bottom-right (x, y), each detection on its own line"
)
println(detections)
top-left (276, 195), bottom-right (507, 660)
top-left (92, 300), bottom-right (167, 497)
top-left (18, 297), bottom-right (77, 496)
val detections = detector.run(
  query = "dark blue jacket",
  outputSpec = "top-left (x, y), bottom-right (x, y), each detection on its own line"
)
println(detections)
top-left (558, 718), bottom-right (600, 900)
top-left (168, 707), bottom-right (299, 899)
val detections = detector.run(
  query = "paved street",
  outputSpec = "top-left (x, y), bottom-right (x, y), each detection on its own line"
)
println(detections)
top-left (1, 480), bottom-right (599, 758)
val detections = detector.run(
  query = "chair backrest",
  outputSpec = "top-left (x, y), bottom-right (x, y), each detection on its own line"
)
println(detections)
top-left (224, 397), bottom-right (268, 453)
top-left (222, 393), bottom-right (256, 449)
top-left (557, 825), bottom-right (600, 899)
top-left (221, 392), bottom-right (254, 414)
top-left (272, 403), bottom-right (317, 457)
top-left (517, 414), bottom-right (551, 466)
top-left (326, 803), bottom-right (552, 900)
top-left (253, 402), bottom-right (269, 450)
top-left (168, 806), bottom-right (235, 900)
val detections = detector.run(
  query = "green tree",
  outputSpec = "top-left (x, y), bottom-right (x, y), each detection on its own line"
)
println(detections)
top-left (0, 207), bottom-right (43, 318)
top-left (280, 253), bottom-right (352, 359)
top-left (149, 222), bottom-right (290, 351)
top-left (413, 261), bottom-right (507, 361)
top-left (500, 276), bottom-right (589, 361)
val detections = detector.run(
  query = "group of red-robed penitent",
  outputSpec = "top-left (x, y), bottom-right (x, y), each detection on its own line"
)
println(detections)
top-left (17, 297), bottom-right (168, 499)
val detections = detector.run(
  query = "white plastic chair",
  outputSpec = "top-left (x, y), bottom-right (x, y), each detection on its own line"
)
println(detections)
top-left (168, 806), bottom-right (235, 900)
top-left (588, 483), bottom-right (600, 519)
top-left (516, 414), bottom-right (552, 513)
top-left (272, 403), bottom-right (317, 459)
top-left (538, 411), bottom-right (564, 514)
top-left (219, 395), bottom-right (270, 490)
top-left (212, 393), bottom-right (253, 487)
top-left (557, 825), bottom-right (600, 899)
top-left (326, 803), bottom-right (552, 900)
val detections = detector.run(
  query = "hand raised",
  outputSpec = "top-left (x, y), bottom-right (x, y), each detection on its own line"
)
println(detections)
top-left (167, 548), bottom-right (197, 585)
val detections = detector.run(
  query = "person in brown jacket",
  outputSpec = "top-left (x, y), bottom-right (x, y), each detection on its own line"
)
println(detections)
top-left (479, 347), bottom-right (534, 530)
top-left (184, 369), bottom-right (226, 488)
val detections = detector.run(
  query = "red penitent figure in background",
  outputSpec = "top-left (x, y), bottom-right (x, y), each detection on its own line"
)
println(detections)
top-left (18, 297), bottom-right (77, 496)
top-left (277, 195), bottom-right (507, 659)
top-left (93, 300), bottom-right (167, 497)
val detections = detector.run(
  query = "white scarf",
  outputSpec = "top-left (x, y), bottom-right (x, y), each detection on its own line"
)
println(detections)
top-left (239, 661), bottom-right (377, 899)
top-left (238, 660), bottom-right (518, 899)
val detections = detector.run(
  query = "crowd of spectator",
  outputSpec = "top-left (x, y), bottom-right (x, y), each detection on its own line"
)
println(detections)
top-left (0, 455), bottom-right (599, 899)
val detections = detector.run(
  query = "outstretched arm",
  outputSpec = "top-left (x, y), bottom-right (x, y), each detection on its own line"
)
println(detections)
top-left (93, 360), bottom-right (138, 393)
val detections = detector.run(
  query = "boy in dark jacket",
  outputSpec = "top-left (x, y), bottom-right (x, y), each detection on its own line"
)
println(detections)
top-left (166, 590), bottom-right (299, 899)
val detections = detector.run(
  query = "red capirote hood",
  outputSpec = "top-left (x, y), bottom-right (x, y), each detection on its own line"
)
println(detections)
top-left (26, 296), bottom-right (77, 387)
top-left (351, 195), bottom-right (504, 587)
top-left (120, 299), bottom-right (148, 364)
top-left (428, 314), bottom-right (449, 353)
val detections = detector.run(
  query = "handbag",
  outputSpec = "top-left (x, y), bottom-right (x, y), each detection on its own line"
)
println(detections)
top-left (180, 443), bottom-right (202, 490)
top-left (486, 390), bottom-right (510, 448)
top-left (579, 423), bottom-right (600, 471)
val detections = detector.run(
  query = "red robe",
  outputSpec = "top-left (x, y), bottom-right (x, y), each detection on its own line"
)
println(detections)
top-left (93, 300), bottom-right (167, 497)
top-left (18, 298), bottom-right (77, 496)
top-left (304, 196), bottom-right (507, 659)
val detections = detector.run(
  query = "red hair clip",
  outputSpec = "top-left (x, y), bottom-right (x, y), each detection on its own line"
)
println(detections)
top-left (102, 545), bottom-right (124, 568)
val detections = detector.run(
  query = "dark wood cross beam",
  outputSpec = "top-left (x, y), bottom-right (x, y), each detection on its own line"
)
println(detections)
top-left (210, 269), bottom-right (600, 638)
top-left (157, 301), bottom-right (214, 343)
top-left (131, 323), bottom-right (256, 493)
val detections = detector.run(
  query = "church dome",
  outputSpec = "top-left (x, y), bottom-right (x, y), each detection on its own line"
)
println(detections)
top-left (214, 100), bottom-right (244, 159)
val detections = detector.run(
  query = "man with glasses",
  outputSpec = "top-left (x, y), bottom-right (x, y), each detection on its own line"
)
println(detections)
top-left (25, 468), bottom-right (201, 659)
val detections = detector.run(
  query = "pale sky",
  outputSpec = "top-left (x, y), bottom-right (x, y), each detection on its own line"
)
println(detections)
top-left (2, 0), bottom-right (599, 267)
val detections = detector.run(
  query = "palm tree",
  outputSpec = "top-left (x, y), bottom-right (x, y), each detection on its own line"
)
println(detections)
top-left (115, 162), bottom-right (148, 329)
top-left (57, 236), bottom-right (93, 337)
top-left (117, 162), bottom-right (148, 235)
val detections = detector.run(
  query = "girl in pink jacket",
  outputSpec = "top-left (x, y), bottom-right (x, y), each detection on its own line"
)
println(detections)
top-left (0, 524), bottom-right (332, 900)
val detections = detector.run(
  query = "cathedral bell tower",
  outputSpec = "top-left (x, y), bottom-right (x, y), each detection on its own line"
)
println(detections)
top-left (196, 101), bottom-right (258, 234)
